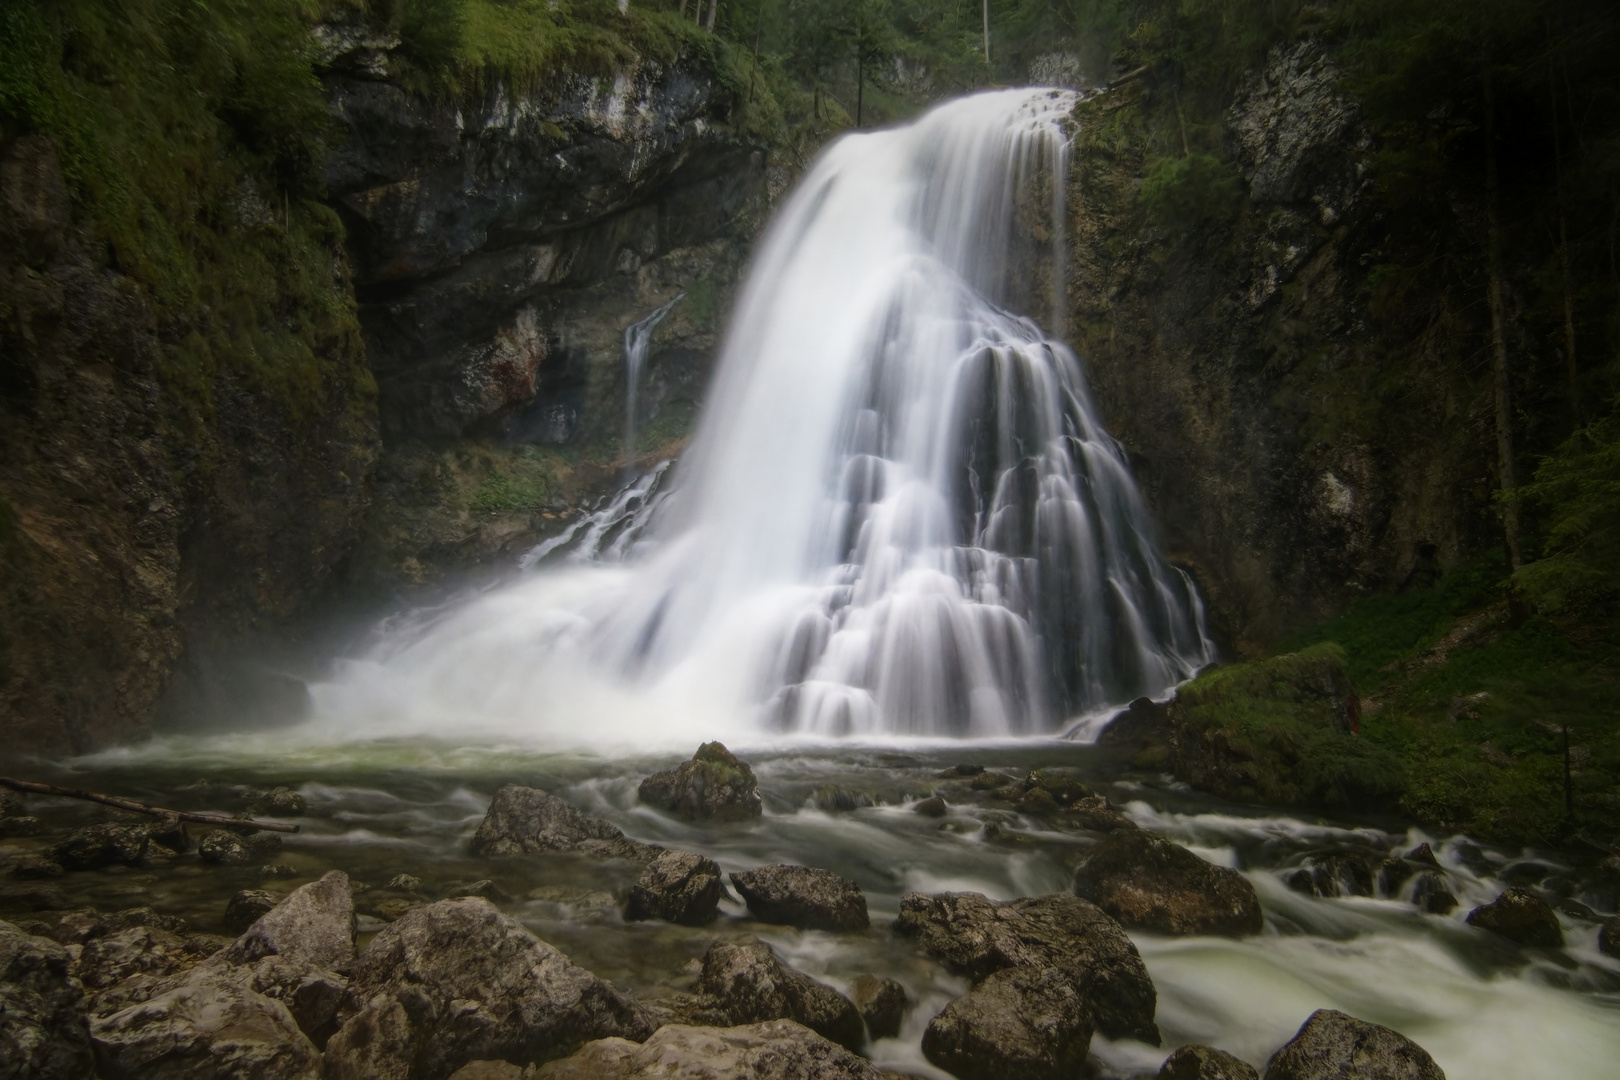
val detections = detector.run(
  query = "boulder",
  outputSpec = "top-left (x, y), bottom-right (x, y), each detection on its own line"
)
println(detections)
top-left (625, 850), bottom-right (722, 926)
top-left (894, 891), bottom-right (1158, 1044)
top-left (810, 787), bottom-right (875, 812)
top-left (225, 889), bottom-right (280, 934)
top-left (469, 785), bottom-right (659, 862)
top-left (1600, 916), bottom-right (1619, 959)
top-left (694, 938), bottom-right (864, 1051)
top-left (324, 898), bottom-right (655, 1079)
top-left (251, 787), bottom-right (308, 816)
top-left (76, 925), bottom-right (198, 993)
top-left (1285, 851), bottom-right (1377, 899)
top-left (1407, 872), bottom-right (1457, 915)
top-left (0, 920), bottom-right (95, 1080)
top-left (1263, 1009), bottom-right (1445, 1080)
top-left (199, 829), bottom-right (283, 866)
top-left (913, 796), bottom-right (948, 817)
top-left (533, 1020), bottom-right (886, 1080)
top-left (731, 864), bottom-right (869, 932)
top-left (451, 1063), bottom-right (534, 1080)
top-left (921, 966), bottom-right (1092, 1080)
top-left (1098, 696), bottom-right (1172, 747)
top-left (224, 870), bottom-right (356, 969)
top-left (850, 975), bottom-right (907, 1039)
top-left (1161, 1044), bottom-right (1260, 1079)
top-left (1464, 887), bottom-right (1564, 948)
top-left (49, 823), bottom-right (150, 871)
top-left (1073, 831), bottom-right (1263, 937)
top-left (0, 816), bottom-right (41, 838)
top-left (10, 855), bottom-right (62, 879)
top-left (638, 742), bottom-right (763, 821)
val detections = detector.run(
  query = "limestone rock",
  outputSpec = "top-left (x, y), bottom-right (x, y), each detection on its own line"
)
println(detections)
top-left (921, 966), bottom-right (1092, 1080)
top-left (638, 742), bottom-right (763, 821)
top-left (0, 920), bottom-right (95, 1079)
top-left (1599, 916), bottom-right (1619, 959)
top-left (894, 891), bottom-right (1158, 1044)
top-left (251, 787), bottom-right (308, 817)
top-left (470, 785), bottom-right (659, 862)
top-left (1074, 831), bottom-right (1263, 937)
top-left (224, 870), bottom-right (356, 969)
top-left (324, 898), bottom-right (655, 1079)
top-left (850, 975), bottom-right (907, 1039)
top-left (49, 823), bottom-right (150, 871)
top-left (625, 850), bottom-right (722, 926)
top-left (1161, 1044), bottom-right (1260, 1080)
top-left (694, 938), bottom-right (864, 1051)
top-left (731, 864), bottom-right (869, 932)
top-left (1263, 1010), bottom-right (1445, 1080)
top-left (75, 925), bottom-right (197, 993)
top-left (199, 829), bottom-right (283, 866)
top-left (225, 889), bottom-right (280, 934)
top-left (1464, 887), bottom-right (1564, 948)
top-left (533, 1020), bottom-right (885, 1080)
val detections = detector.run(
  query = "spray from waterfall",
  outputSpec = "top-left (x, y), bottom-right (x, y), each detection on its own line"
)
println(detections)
top-left (316, 89), bottom-right (1212, 745)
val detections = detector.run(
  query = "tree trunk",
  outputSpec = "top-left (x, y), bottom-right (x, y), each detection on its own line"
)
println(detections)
top-left (1549, 52), bottom-right (1578, 414)
top-left (679, 0), bottom-right (688, 18)
top-left (856, 40), bottom-right (864, 127)
top-left (983, 0), bottom-right (992, 66)
top-left (1483, 59), bottom-right (1522, 569)
top-left (706, 0), bottom-right (718, 32)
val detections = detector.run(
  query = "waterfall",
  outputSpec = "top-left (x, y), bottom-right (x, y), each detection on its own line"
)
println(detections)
top-left (622, 294), bottom-right (683, 469)
top-left (319, 89), bottom-right (1212, 744)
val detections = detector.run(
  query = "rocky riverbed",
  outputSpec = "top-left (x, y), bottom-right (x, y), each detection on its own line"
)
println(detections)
top-left (3, 739), bottom-right (1619, 1079)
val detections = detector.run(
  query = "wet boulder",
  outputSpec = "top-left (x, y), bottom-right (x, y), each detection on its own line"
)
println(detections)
top-left (894, 891), bottom-right (1158, 1044)
top-left (534, 1020), bottom-right (886, 1080)
top-left (1263, 1009), bottom-right (1446, 1080)
top-left (1074, 831), bottom-right (1263, 937)
top-left (921, 965), bottom-right (1091, 1080)
top-left (75, 925), bottom-right (199, 994)
top-left (1407, 872), bottom-right (1457, 915)
top-left (199, 828), bottom-right (282, 866)
top-left (625, 850), bottom-right (722, 926)
top-left (470, 785), bottom-right (660, 862)
top-left (224, 870), bottom-right (356, 969)
top-left (1099, 696), bottom-right (1172, 747)
top-left (324, 897), bottom-right (655, 1079)
top-left (1600, 916), bottom-right (1619, 959)
top-left (731, 864), bottom-right (869, 932)
top-left (913, 796), bottom-right (948, 817)
top-left (1464, 887), bottom-right (1564, 948)
top-left (251, 787), bottom-right (308, 817)
top-left (10, 855), bottom-right (62, 880)
top-left (49, 823), bottom-right (150, 871)
top-left (1284, 850), bottom-right (1377, 899)
top-left (225, 889), bottom-right (280, 934)
top-left (850, 975), bottom-right (907, 1039)
top-left (0, 920), bottom-right (95, 1079)
top-left (811, 786), bottom-right (875, 812)
top-left (638, 742), bottom-right (764, 821)
top-left (1160, 1044), bottom-right (1260, 1079)
top-left (694, 938), bottom-right (864, 1051)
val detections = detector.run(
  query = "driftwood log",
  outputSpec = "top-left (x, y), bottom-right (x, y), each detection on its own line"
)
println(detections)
top-left (0, 776), bottom-right (301, 834)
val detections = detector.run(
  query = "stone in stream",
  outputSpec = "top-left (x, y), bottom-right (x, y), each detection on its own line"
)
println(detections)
top-left (1464, 887), bottom-right (1564, 948)
top-left (1263, 1009), bottom-right (1446, 1080)
top-left (532, 1020), bottom-right (887, 1080)
top-left (922, 965), bottom-right (1092, 1080)
top-left (637, 742), bottom-right (764, 820)
top-left (912, 795), bottom-right (948, 817)
top-left (49, 822), bottom-right (151, 871)
top-left (850, 974), bottom-right (907, 1039)
top-left (1407, 872), bottom-right (1458, 915)
top-left (730, 864), bottom-right (869, 931)
top-left (199, 828), bottom-right (283, 866)
top-left (895, 891), bottom-right (1159, 1044)
top-left (323, 897), bottom-right (655, 1079)
top-left (251, 786), bottom-right (308, 816)
top-left (469, 784), bottom-right (660, 862)
top-left (0, 919), bottom-right (96, 1080)
top-left (1073, 830), bottom-right (1264, 937)
top-left (225, 889), bottom-right (280, 934)
top-left (811, 786), bottom-right (875, 812)
top-left (1160, 1044), bottom-right (1261, 1080)
top-left (223, 870), bottom-right (356, 969)
top-left (624, 850), bottom-right (722, 926)
top-left (0, 815), bottom-right (41, 838)
top-left (1600, 916), bottom-right (1620, 959)
top-left (693, 938), bottom-right (865, 1051)
top-left (10, 855), bottom-right (62, 879)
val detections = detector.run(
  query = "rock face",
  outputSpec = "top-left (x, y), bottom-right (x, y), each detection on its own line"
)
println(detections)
top-left (1263, 1010), bottom-right (1446, 1080)
top-left (533, 1021), bottom-right (886, 1080)
top-left (0, 920), bottom-right (95, 1080)
top-left (470, 785), bottom-right (659, 862)
top-left (639, 743), bottom-right (764, 821)
top-left (324, 898), bottom-right (655, 1078)
top-left (1160, 1044), bottom-right (1260, 1080)
top-left (1600, 916), bottom-right (1619, 959)
top-left (894, 891), bottom-right (1158, 1044)
top-left (849, 975), bottom-right (907, 1040)
top-left (625, 850), bottom-right (722, 926)
top-left (1464, 887), bottom-right (1564, 948)
top-left (731, 865), bottom-right (869, 932)
top-left (921, 965), bottom-right (1092, 1080)
top-left (693, 938), bottom-right (864, 1052)
top-left (1073, 831), bottom-right (1264, 937)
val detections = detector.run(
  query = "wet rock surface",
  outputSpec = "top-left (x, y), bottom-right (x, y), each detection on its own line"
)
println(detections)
top-left (850, 974), bottom-right (907, 1040)
top-left (0, 920), bottom-right (95, 1080)
top-left (224, 889), bottom-right (279, 934)
top-left (624, 850), bottom-right (722, 926)
top-left (223, 870), bottom-right (355, 969)
top-left (1464, 887), bottom-right (1564, 948)
top-left (639, 743), bottom-right (764, 821)
top-left (1073, 831), bottom-right (1264, 937)
top-left (894, 891), bottom-right (1159, 1043)
top-left (692, 938), bottom-right (864, 1051)
top-left (324, 897), bottom-right (655, 1078)
top-left (921, 964), bottom-right (1093, 1080)
top-left (199, 828), bottom-right (283, 866)
top-left (49, 823), bottom-right (152, 871)
top-left (1263, 1009), bottom-right (1446, 1080)
top-left (1600, 916), bottom-right (1619, 958)
top-left (470, 785), bottom-right (660, 862)
top-left (1161, 1044), bottom-right (1261, 1080)
top-left (533, 1020), bottom-right (886, 1080)
top-left (731, 864), bottom-right (869, 931)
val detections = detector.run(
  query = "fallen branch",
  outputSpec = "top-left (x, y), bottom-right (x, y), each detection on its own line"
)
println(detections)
top-left (0, 776), bottom-right (301, 834)
top-left (1575, 831), bottom-right (1620, 858)
top-left (1107, 65), bottom-right (1150, 91)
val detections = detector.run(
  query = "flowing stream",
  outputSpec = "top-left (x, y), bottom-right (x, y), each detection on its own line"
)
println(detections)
top-left (13, 89), bottom-right (1618, 1079)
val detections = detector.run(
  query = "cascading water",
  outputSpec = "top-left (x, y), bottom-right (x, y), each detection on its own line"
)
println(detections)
top-left (319, 88), bottom-right (1210, 744)
top-left (622, 293), bottom-right (683, 469)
